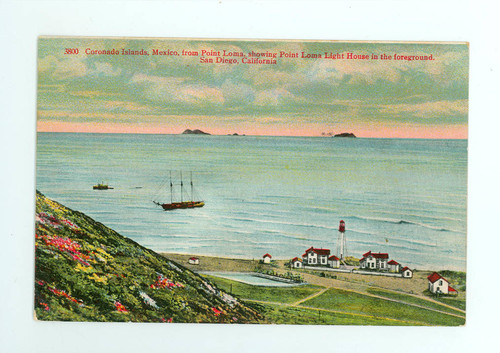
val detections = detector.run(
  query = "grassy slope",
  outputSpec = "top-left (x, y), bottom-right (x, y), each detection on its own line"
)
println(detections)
top-left (366, 288), bottom-right (465, 315)
top-left (34, 191), bottom-right (263, 323)
top-left (301, 288), bottom-right (465, 326)
top-left (256, 304), bottom-right (409, 326)
top-left (207, 275), bottom-right (464, 326)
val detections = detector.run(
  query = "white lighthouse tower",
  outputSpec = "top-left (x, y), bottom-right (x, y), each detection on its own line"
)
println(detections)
top-left (337, 220), bottom-right (347, 263)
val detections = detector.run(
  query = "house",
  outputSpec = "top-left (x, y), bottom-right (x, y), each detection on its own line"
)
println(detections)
top-left (263, 253), bottom-right (272, 264)
top-left (387, 260), bottom-right (400, 273)
top-left (291, 257), bottom-right (303, 268)
top-left (188, 257), bottom-right (199, 265)
top-left (328, 255), bottom-right (340, 268)
top-left (427, 272), bottom-right (458, 295)
top-left (302, 247), bottom-right (330, 266)
top-left (359, 251), bottom-right (389, 271)
top-left (401, 266), bottom-right (413, 278)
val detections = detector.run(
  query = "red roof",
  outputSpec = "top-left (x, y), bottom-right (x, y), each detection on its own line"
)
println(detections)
top-left (448, 286), bottom-right (457, 292)
top-left (189, 257), bottom-right (198, 261)
top-left (291, 257), bottom-right (302, 263)
top-left (304, 247), bottom-right (330, 256)
top-left (263, 253), bottom-right (272, 258)
top-left (388, 260), bottom-right (399, 265)
top-left (361, 251), bottom-right (388, 259)
top-left (302, 246), bottom-right (330, 257)
top-left (328, 255), bottom-right (340, 261)
top-left (427, 272), bottom-right (448, 284)
top-left (401, 266), bottom-right (411, 271)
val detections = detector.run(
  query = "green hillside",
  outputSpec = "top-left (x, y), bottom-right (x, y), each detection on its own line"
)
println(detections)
top-left (34, 191), bottom-right (263, 323)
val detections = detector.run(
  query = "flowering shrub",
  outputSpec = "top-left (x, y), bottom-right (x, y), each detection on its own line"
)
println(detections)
top-left (36, 233), bottom-right (91, 266)
top-left (139, 291), bottom-right (159, 309)
top-left (60, 218), bottom-right (80, 230)
top-left (150, 274), bottom-right (184, 290)
top-left (37, 280), bottom-right (84, 306)
top-left (36, 213), bottom-right (61, 229)
top-left (211, 307), bottom-right (223, 316)
top-left (87, 273), bottom-right (107, 284)
top-left (114, 301), bottom-right (128, 313)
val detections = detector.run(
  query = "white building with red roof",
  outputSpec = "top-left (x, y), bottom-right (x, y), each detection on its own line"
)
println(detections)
top-left (302, 247), bottom-right (330, 266)
top-left (188, 257), bottom-right (199, 265)
top-left (401, 266), bottom-right (413, 278)
top-left (263, 253), bottom-right (272, 264)
top-left (388, 259), bottom-right (400, 273)
top-left (359, 251), bottom-right (389, 271)
top-left (291, 257), bottom-right (303, 268)
top-left (427, 272), bottom-right (458, 295)
top-left (328, 255), bottom-right (340, 268)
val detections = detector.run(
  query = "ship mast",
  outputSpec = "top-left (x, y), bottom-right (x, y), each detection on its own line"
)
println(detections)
top-left (180, 172), bottom-right (183, 202)
top-left (169, 171), bottom-right (173, 204)
top-left (190, 171), bottom-right (193, 202)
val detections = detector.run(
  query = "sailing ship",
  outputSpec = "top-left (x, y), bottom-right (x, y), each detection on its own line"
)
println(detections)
top-left (93, 181), bottom-right (113, 190)
top-left (153, 172), bottom-right (205, 210)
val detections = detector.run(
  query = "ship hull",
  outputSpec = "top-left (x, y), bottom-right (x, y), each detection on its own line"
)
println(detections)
top-left (93, 185), bottom-right (113, 190)
top-left (161, 201), bottom-right (204, 210)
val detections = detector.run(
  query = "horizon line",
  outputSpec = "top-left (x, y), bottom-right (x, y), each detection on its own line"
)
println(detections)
top-left (36, 130), bottom-right (468, 140)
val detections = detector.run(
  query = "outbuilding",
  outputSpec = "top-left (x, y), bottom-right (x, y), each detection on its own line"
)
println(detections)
top-left (188, 257), bottom-right (200, 265)
top-left (328, 255), bottom-right (340, 268)
top-left (401, 266), bottom-right (413, 278)
top-left (291, 257), bottom-right (303, 268)
top-left (388, 260), bottom-right (401, 273)
top-left (427, 272), bottom-right (457, 295)
top-left (263, 253), bottom-right (272, 264)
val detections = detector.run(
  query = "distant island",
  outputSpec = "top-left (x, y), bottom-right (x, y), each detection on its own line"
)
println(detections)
top-left (333, 132), bottom-right (356, 138)
top-left (227, 133), bottom-right (245, 136)
top-left (182, 129), bottom-right (210, 135)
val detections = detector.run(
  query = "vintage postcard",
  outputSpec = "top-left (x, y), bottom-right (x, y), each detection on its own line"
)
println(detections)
top-left (35, 36), bottom-right (467, 325)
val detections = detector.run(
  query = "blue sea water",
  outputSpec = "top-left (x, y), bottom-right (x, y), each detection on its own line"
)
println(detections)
top-left (36, 133), bottom-right (467, 271)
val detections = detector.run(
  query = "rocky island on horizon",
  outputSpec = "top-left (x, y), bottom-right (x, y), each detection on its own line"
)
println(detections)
top-left (333, 132), bottom-right (357, 138)
top-left (182, 129), bottom-right (211, 135)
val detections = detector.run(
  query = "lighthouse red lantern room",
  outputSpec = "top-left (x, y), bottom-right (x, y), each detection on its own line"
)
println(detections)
top-left (337, 220), bottom-right (347, 261)
top-left (339, 220), bottom-right (345, 233)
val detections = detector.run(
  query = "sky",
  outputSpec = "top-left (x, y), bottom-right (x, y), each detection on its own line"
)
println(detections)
top-left (37, 37), bottom-right (469, 138)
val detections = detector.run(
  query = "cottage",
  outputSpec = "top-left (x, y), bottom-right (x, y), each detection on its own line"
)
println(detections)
top-left (302, 247), bottom-right (330, 266)
top-left (263, 253), bottom-right (272, 264)
top-left (291, 257), bottom-right (303, 268)
top-left (359, 251), bottom-right (389, 271)
top-left (328, 255), bottom-right (340, 268)
top-left (188, 257), bottom-right (199, 265)
top-left (401, 266), bottom-right (413, 278)
top-left (387, 260), bottom-right (400, 273)
top-left (427, 272), bottom-right (457, 295)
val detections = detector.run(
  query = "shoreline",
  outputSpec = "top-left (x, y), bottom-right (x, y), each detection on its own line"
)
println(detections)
top-left (160, 252), bottom-right (465, 300)
top-left (159, 252), bottom-right (466, 273)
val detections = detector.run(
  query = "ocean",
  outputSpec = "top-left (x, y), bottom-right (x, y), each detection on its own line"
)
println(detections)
top-left (36, 133), bottom-right (467, 271)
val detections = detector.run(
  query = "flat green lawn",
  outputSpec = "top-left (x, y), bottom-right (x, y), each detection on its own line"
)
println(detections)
top-left (203, 275), bottom-right (322, 304)
top-left (434, 296), bottom-right (466, 311)
top-left (255, 303), bottom-right (416, 326)
top-left (366, 287), bottom-right (465, 315)
top-left (301, 288), bottom-right (465, 326)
